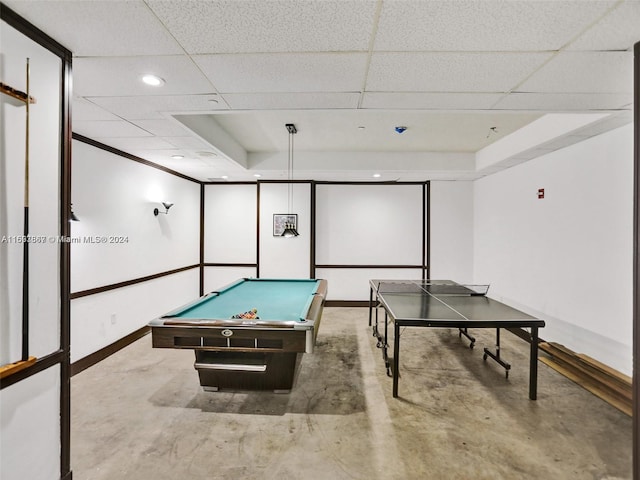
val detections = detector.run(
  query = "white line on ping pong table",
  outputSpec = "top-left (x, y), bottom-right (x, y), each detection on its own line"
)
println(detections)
top-left (394, 280), bottom-right (472, 322)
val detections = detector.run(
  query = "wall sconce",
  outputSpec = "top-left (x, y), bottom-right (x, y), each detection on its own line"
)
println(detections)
top-left (154, 202), bottom-right (173, 216)
top-left (70, 204), bottom-right (80, 222)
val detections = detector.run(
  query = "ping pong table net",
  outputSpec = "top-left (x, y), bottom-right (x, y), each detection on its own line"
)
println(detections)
top-left (376, 281), bottom-right (490, 296)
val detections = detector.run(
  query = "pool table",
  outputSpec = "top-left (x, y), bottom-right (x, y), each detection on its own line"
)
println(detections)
top-left (149, 278), bottom-right (327, 392)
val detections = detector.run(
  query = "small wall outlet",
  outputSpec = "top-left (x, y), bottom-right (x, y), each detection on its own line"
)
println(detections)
top-left (110, 313), bottom-right (117, 325)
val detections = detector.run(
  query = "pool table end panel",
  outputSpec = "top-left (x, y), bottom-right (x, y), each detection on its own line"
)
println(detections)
top-left (150, 325), bottom-right (307, 352)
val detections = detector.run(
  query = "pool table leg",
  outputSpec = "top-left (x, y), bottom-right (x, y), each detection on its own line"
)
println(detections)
top-left (194, 351), bottom-right (301, 393)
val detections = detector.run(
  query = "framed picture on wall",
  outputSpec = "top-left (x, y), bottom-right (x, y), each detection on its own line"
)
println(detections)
top-left (273, 214), bottom-right (297, 236)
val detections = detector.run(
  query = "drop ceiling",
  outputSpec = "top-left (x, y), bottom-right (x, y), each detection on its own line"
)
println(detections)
top-left (4, 0), bottom-right (637, 182)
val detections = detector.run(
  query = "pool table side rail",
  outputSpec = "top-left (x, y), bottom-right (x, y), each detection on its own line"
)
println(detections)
top-left (150, 325), bottom-right (308, 353)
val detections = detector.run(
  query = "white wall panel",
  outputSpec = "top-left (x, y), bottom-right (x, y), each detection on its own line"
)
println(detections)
top-left (316, 267), bottom-right (424, 301)
top-left (474, 124), bottom-right (633, 374)
top-left (70, 140), bottom-right (200, 292)
top-left (70, 268), bottom-right (198, 362)
top-left (259, 183), bottom-right (311, 278)
top-left (315, 184), bottom-right (423, 265)
top-left (204, 266), bottom-right (257, 293)
top-left (204, 184), bottom-right (257, 263)
top-left (429, 181), bottom-right (474, 282)
top-left (1, 23), bottom-right (62, 363)
top-left (0, 366), bottom-right (60, 480)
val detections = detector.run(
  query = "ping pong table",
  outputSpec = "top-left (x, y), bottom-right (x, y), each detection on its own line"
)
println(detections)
top-left (368, 279), bottom-right (545, 400)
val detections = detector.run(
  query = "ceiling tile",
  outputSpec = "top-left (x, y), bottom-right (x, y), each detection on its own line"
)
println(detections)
top-left (86, 95), bottom-right (226, 120)
top-left (518, 52), bottom-right (633, 93)
top-left (223, 92), bottom-right (360, 110)
top-left (162, 136), bottom-right (213, 150)
top-left (73, 120), bottom-right (153, 139)
top-left (3, 0), bottom-right (183, 56)
top-left (494, 92), bottom-right (633, 111)
top-left (366, 52), bottom-right (552, 92)
top-left (361, 92), bottom-right (504, 110)
top-left (127, 151), bottom-right (210, 169)
top-left (194, 53), bottom-right (368, 93)
top-left (374, 0), bottom-right (616, 51)
top-left (72, 97), bottom-right (120, 121)
top-left (73, 56), bottom-right (215, 97)
top-left (147, 0), bottom-right (377, 54)
top-left (567, 1), bottom-right (640, 51)
top-left (99, 137), bottom-right (178, 152)
top-left (130, 119), bottom-right (193, 137)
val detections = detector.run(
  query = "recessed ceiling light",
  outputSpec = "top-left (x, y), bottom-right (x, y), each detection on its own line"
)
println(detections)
top-left (141, 74), bottom-right (165, 87)
top-left (171, 154), bottom-right (184, 159)
top-left (358, 126), bottom-right (365, 130)
top-left (221, 175), bottom-right (228, 179)
top-left (373, 173), bottom-right (381, 178)
top-left (254, 174), bottom-right (262, 178)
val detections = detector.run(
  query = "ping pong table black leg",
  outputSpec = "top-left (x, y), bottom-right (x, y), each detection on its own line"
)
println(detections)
top-left (458, 327), bottom-right (476, 348)
top-left (368, 287), bottom-right (373, 327)
top-left (393, 322), bottom-right (400, 397)
top-left (483, 328), bottom-right (511, 378)
top-left (529, 327), bottom-right (539, 400)
top-left (382, 311), bottom-right (393, 373)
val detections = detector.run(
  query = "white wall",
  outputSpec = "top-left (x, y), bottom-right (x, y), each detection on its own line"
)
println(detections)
top-left (1, 22), bottom-right (62, 364)
top-left (71, 141), bottom-right (200, 291)
top-left (0, 367), bottom-right (61, 480)
top-left (70, 140), bottom-right (201, 361)
top-left (204, 184), bottom-right (256, 264)
top-left (315, 183), bottom-right (426, 300)
top-left (258, 182), bottom-right (311, 278)
top-left (474, 124), bottom-right (633, 375)
top-left (429, 181), bottom-right (474, 282)
top-left (70, 269), bottom-right (198, 362)
top-left (0, 21), bottom-right (63, 480)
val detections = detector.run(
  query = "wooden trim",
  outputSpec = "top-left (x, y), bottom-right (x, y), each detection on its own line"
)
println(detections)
top-left (72, 133), bottom-right (200, 184)
top-left (204, 263), bottom-right (258, 268)
top-left (256, 179), bottom-right (312, 184)
top-left (70, 264), bottom-right (199, 299)
top-left (256, 182), bottom-right (261, 278)
top-left (200, 184), bottom-right (205, 296)
top-left (0, 350), bottom-right (66, 389)
top-left (0, 357), bottom-right (37, 379)
top-left (326, 300), bottom-right (369, 307)
top-left (71, 326), bottom-right (150, 376)
top-left (540, 342), bottom-right (632, 416)
top-left (313, 180), bottom-right (426, 186)
top-left (203, 181), bottom-right (257, 185)
top-left (60, 39), bottom-right (73, 480)
top-left (310, 181), bottom-right (316, 278)
top-left (633, 39), bottom-right (639, 480)
top-left (315, 264), bottom-right (424, 269)
top-left (0, 4), bottom-right (71, 59)
top-left (425, 181), bottom-right (430, 280)
top-left (0, 81), bottom-right (36, 104)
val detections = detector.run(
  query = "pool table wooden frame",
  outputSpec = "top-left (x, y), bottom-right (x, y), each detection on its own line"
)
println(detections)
top-left (149, 278), bottom-right (327, 392)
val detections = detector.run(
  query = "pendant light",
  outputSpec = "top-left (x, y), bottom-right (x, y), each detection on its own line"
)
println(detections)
top-left (281, 123), bottom-right (299, 237)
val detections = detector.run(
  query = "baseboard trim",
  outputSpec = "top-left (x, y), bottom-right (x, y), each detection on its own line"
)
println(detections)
top-left (71, 326), bottom-right (150, 377)
top-left (325, 300), bottom-right (369, 307)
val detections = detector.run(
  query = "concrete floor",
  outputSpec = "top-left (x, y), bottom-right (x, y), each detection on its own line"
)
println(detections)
top-left (71, 308), bottom-right (632, 479)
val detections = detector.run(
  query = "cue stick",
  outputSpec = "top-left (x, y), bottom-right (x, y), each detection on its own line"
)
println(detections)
top-left (21, 58), bottom-right (30, 362)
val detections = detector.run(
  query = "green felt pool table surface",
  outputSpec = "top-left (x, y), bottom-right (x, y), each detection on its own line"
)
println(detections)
top-left (162, 278), bottom-right (322, 323)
